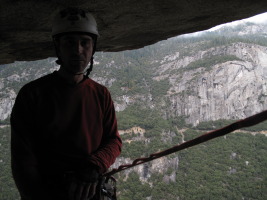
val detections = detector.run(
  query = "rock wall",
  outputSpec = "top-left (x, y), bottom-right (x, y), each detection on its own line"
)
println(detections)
top-left (160, 43), bottom-right (267, 125)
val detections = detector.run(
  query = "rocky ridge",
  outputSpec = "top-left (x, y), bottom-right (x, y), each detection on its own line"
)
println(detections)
top-left (162, 42), bottom-right (267, 125)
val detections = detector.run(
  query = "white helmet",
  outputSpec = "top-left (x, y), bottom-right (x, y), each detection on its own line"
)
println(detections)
top-left (52, 8), bottom-right (99, 37)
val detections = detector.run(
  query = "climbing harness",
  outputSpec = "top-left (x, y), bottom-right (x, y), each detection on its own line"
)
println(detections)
top-left (99, 176), bottom-right (117, 200)
top-left (104, 109), bottom-right (267, 177)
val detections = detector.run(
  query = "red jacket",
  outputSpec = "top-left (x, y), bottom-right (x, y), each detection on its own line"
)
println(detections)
top-left (11, 72), bottom-right (122, 198)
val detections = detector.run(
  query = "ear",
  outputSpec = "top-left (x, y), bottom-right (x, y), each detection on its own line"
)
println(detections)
top-left (53, 37), bottom-right (62, 65)
top-left (53, 38), bottom-right (60, 52)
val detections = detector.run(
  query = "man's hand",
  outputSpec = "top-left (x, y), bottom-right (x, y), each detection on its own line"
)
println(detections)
top-left (68, 180), bottom-right (98, 200)
top-left (67, 166), bottom-right (100, 200)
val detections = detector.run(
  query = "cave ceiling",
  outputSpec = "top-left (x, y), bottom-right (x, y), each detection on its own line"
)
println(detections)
top-left (1, 0), bottom-right (267, 65)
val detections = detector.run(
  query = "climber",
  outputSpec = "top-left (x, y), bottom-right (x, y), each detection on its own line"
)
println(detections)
top-left (10, 7), bottom-right (122, 200)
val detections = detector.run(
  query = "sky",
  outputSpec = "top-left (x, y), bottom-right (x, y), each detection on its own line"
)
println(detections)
top-left (246, 12), bottom-right (267, 23)
top-left (209, 12), bottom-right (267, 31)
top-left (180, 12), bottom-right (267, 37)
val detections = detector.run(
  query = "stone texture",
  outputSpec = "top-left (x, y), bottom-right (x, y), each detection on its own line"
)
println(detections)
top-left (159, 43), bottom-right (267, 125)
top-left (1, 0), bottom-right (267, 64)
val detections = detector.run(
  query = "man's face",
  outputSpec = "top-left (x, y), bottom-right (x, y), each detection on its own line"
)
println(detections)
top-left (57, 34), bottom-right (94, 74)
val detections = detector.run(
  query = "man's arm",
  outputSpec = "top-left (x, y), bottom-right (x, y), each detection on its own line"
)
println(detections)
top-left (11, 86), bottom-right (49, 199)
top-left (89, 88), bottom-right (122, 173)
top-left (11, 128), bottom-right (49, 199)
top-left (67, 88), bottom-right (121, 200)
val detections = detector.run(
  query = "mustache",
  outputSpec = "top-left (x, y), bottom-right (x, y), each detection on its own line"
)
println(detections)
top-left (69, 56), bottom-right (85, 60)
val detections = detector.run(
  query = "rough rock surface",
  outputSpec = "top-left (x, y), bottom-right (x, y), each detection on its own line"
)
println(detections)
top-left (157, 43), bottom-right (267, 125)
top-left (1, 0), bottom-right (267, 64)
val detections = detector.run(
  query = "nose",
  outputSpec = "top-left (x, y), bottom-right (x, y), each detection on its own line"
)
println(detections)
top-left (72, 41), bottom-right (83, 54)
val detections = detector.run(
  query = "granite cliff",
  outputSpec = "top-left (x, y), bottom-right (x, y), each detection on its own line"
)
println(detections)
top-left (163, 42), bottom-right (267, 125)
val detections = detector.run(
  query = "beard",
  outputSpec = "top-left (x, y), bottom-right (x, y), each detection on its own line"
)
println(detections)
top-left (62, 59), bottom-right (89, 75)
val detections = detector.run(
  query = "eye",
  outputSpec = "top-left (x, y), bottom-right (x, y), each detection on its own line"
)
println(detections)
top-left (81, 39), bottom-right (92, 48)
top-left (62, 38), bottom-right (75, 46)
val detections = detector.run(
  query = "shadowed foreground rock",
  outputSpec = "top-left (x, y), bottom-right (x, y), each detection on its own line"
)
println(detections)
top-left (1, 0), bottom-right (267, 64)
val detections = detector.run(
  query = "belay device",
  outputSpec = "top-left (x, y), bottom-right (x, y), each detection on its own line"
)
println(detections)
top-left (98, 176), bottom-right (117, 200)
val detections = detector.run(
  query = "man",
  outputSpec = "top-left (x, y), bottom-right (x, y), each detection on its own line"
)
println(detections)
top-left (10, 7), bottom-right (122, 200)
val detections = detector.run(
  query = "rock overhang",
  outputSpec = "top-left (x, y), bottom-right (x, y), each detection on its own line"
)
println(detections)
top-left (1, 0), bottom-right (267, 65)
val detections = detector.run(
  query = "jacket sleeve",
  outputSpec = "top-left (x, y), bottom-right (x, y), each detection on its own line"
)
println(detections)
top-left (11, 86), bottom-right (49, 199)
top-left (89, 89), bottom-right (122, 173)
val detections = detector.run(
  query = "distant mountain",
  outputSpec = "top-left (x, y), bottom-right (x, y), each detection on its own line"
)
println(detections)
top-left (92, 22), bottom-right (267, 126)
top-left (0, 22), bottom-right (267, 200)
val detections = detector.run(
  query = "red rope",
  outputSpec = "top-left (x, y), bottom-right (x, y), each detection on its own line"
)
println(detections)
top-left (104, 110), bottom-right (267, 177)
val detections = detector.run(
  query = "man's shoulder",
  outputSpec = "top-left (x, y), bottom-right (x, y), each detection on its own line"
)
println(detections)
top-left (86, 78), bottom-right (108, 91)
top-left (85, 78), bottom-right (113, 98)
top-left (31, 73), bottom-right (55, 84)
top-left (20, 73), bottom-right (56, 92)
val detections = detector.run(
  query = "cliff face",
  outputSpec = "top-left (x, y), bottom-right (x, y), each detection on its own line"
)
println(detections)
top-left (0, 88), bottom-right (16, 121)
top-left (160, 43), bottom-right (267, 125)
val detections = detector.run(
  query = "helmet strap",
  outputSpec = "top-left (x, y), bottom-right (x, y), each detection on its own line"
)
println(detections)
top-left (85, 56), bottom-right (94, 78)
top-left (58, 56), bottom-right (94, 77)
